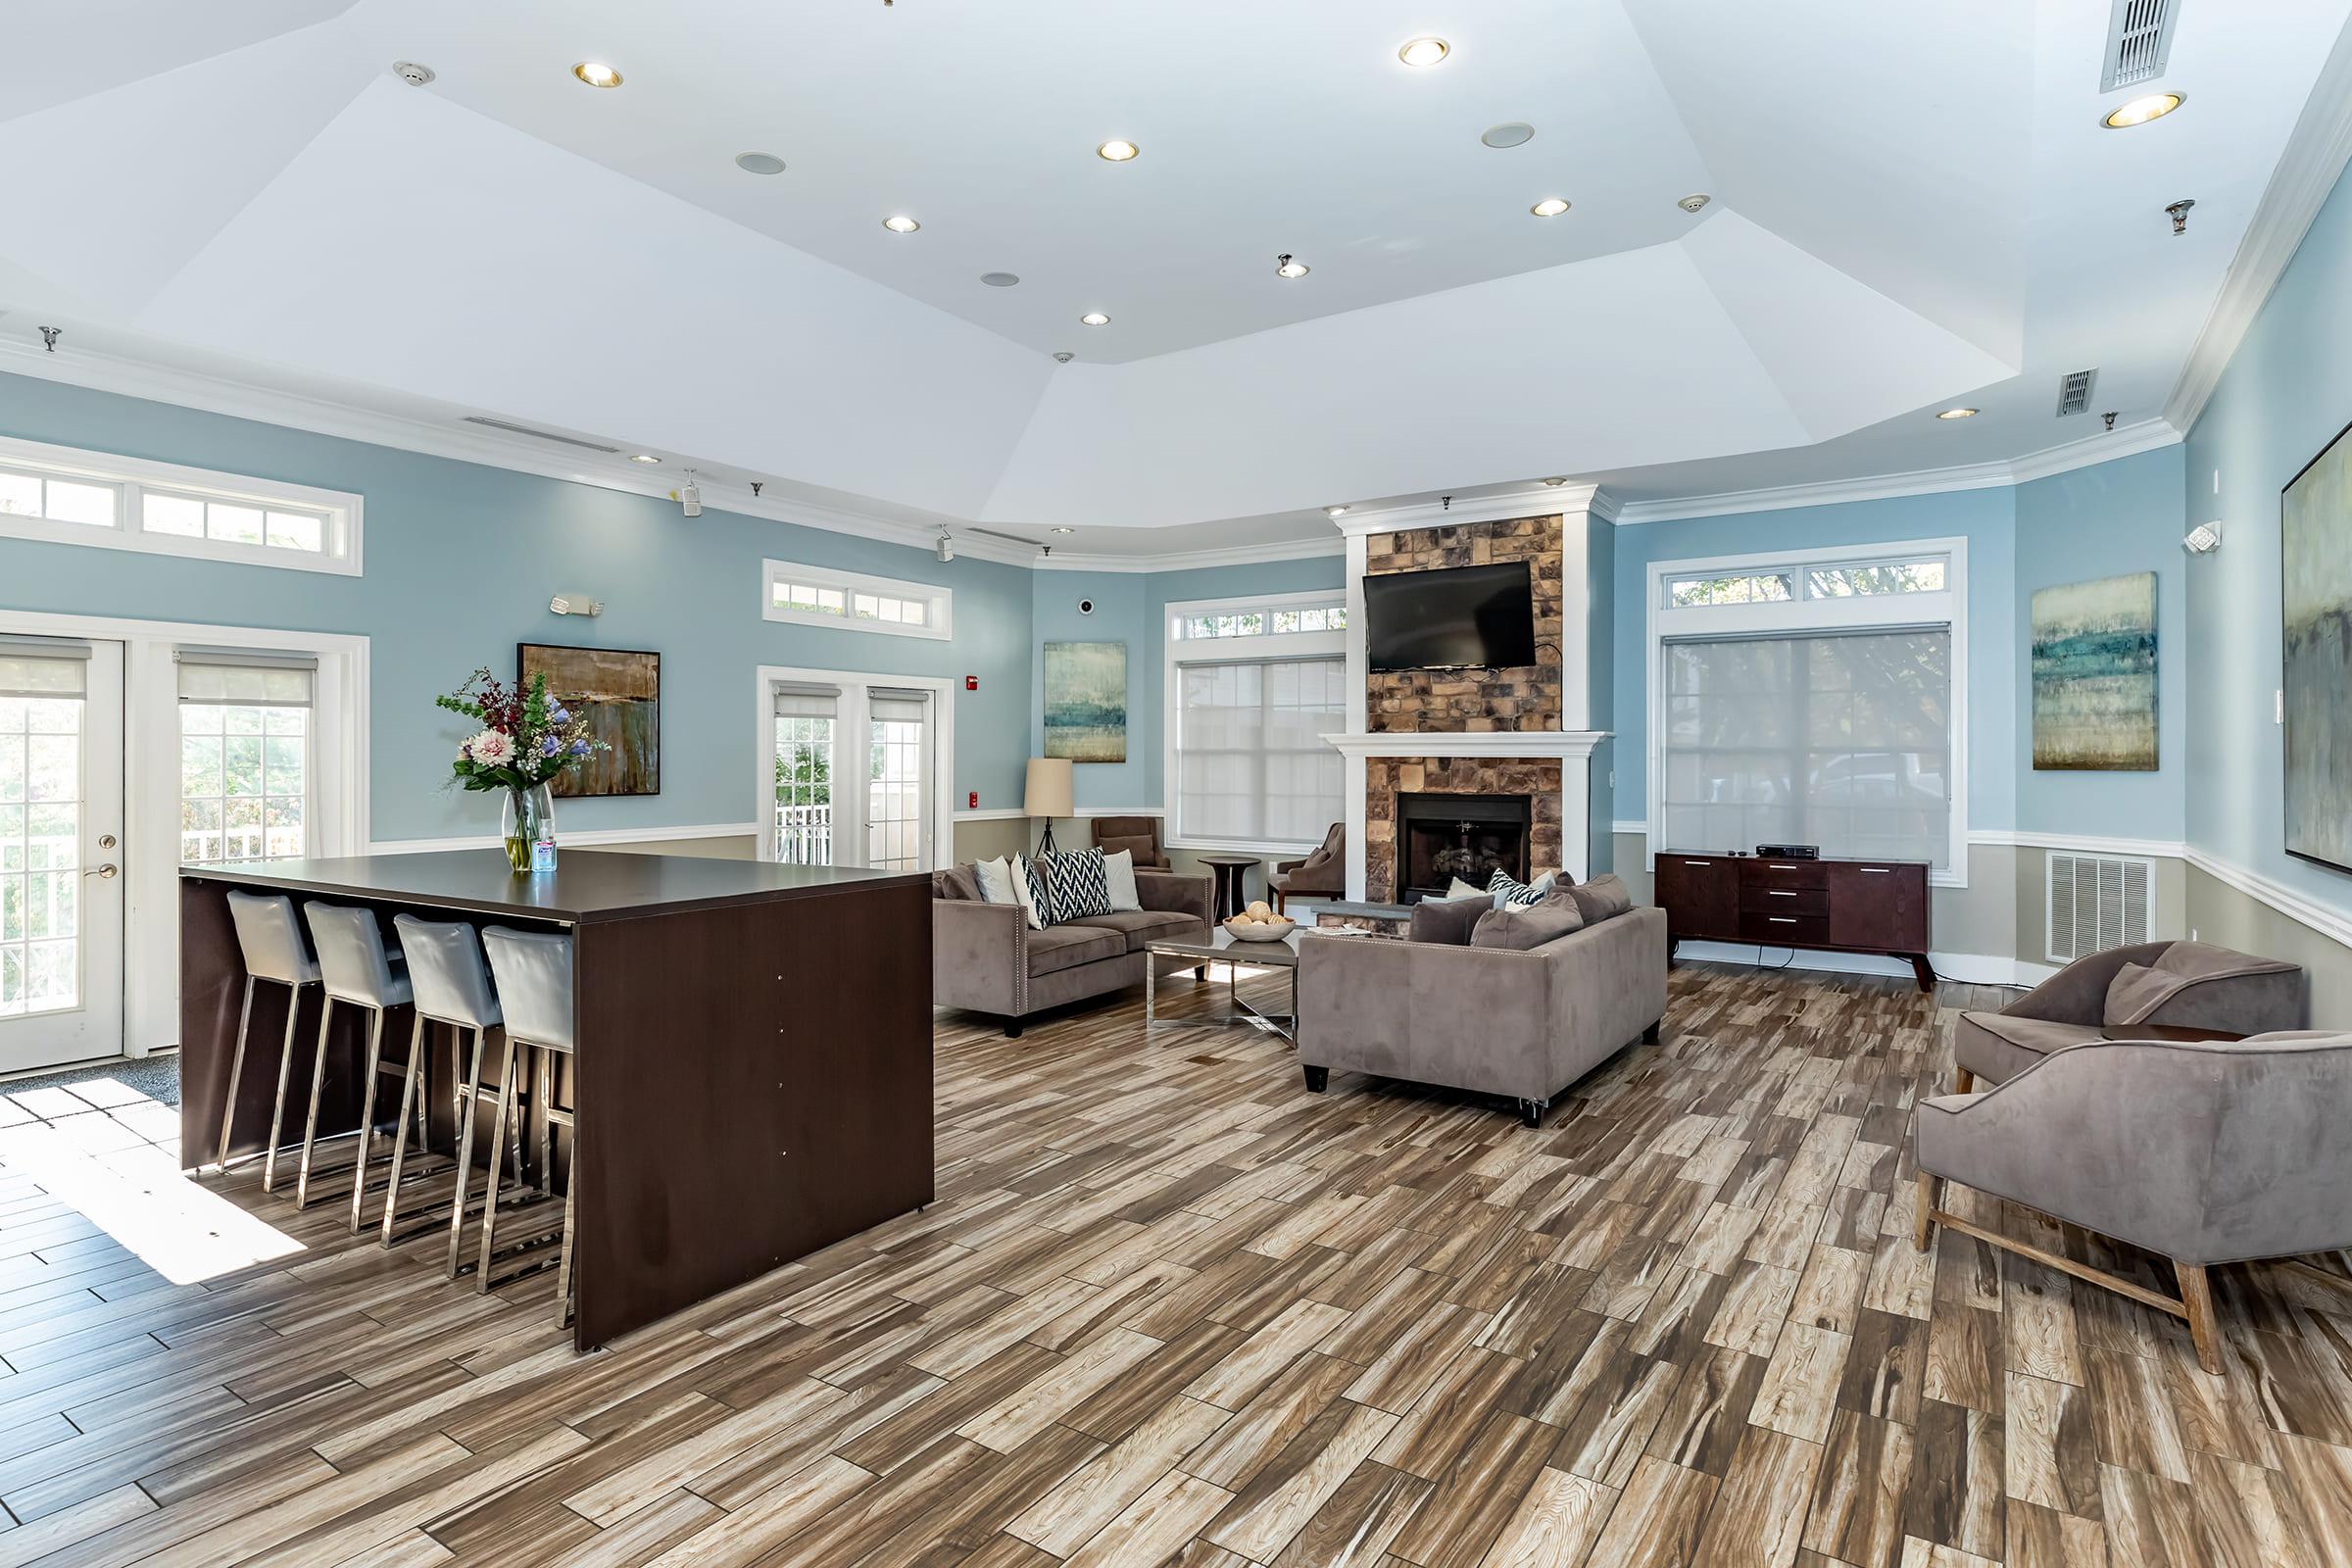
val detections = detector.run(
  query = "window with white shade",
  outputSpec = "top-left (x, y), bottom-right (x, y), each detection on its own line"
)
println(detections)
top-left (762, 559), bottom-right (952, 641)
top-left (762, 670), bottom-right (947, 872)
top-left (1648, 539), bottom-right (1967, 882)
top-left (1173, 659), bottom-right (1348, 848)
top-left (0, 435), bottom-right (362, 574)
top-left (176, 649), bottom-right (316, 865)
top-left (772, 686), bottom-right (838, 865)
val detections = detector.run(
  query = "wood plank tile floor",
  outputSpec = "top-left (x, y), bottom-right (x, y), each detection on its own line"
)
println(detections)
top-left (3, 960), bottom-right (2350, 1567)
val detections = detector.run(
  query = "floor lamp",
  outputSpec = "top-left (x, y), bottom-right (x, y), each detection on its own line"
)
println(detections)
top-left (1025, 758), bottom-right (1073, 858)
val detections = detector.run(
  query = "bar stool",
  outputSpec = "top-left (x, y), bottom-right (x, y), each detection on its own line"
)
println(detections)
top-left (298, 902), bottom-right (416, 1222)
top-left (218, 891), bottom-right (321, 1185)
top-left (479, 926), bottom-right (578, 1325)
top-left (391, 914), bottom-right (518, 1263)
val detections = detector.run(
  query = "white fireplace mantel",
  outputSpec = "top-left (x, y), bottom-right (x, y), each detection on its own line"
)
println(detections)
top-left (1327, 728), bottom-right (1614, 899)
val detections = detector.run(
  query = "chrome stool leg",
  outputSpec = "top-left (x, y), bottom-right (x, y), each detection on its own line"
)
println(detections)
top-left (552, 1104), bottom-right (578, 1328)
top-left (475, 1029), bottom-right (522, 1293)
top-left (214, 976), bottom-right (257, 1171)
top-left (261, 982), bottom-right (307, 1193)
top-left (378, 1011), bottom-right (431, 1249)
top-left (348, 1004), bottom-right (388, 1233)
top-left (447, 1026), bottom-right (491, 1279)
top-left (293, 996), bottom-right (337, 1208)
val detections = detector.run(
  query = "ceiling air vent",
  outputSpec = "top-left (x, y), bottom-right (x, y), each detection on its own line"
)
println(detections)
top-left (2056, 368), bottom-right (2098, 416)
top-left (2100, 0), bottom-right (2179, 92)
top-left (461, 416), bottom-right (621, 454)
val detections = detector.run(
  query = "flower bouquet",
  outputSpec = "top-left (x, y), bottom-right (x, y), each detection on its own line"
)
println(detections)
top-left (436, 667), bottom-right (606, 871)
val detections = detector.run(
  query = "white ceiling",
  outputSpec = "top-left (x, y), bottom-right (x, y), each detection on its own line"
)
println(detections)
top-left (0, 0), bottom-right (2344, 550)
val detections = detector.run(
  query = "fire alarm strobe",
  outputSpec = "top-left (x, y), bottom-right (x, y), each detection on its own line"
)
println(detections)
top-left (968, 792), bottom-right (979, 809)
top-left (964, 675), bottom-right (978, 690)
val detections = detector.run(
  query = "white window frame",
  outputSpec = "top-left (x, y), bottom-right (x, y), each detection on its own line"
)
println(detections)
top-left (1163, 589), bottom-right (1349, 856)
top-left (751, 664), bottom-right (956, 871)
top-left (761, 559), bottom-right (953, 643)
top-left (1645, 537), bottom-right (1969, 888)
top-left (0, 609), bottom-right (368, 1056)
top-left (0, 434), bottom-right (363, 576)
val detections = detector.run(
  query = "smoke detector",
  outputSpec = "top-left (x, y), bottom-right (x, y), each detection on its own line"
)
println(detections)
top-left (1053, 351), bottom-right (1075, 364)
top-left (393, 61), bottom-right (436, 86)
top-left (1677, 193), bottom-right (1711, 214)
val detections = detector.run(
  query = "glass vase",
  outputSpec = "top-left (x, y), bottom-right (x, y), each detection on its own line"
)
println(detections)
top-left (501, 783), bottom-right (556, 873)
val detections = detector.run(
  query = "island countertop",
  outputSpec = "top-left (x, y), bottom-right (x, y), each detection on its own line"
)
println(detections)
top-left (180, 849), bottom-right (928, 924)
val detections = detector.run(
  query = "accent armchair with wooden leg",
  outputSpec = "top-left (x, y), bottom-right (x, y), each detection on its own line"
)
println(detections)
top-left (1913, 1030), bottom-right (2352, 1374)
top-left (1269, 824), bottom-right (1344, 915)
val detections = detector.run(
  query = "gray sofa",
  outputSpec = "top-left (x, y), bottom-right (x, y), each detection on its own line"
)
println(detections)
top-left (932, 865), bottom-right (1212, 1036)
top-left (1295, 904), bottom-right (1668, 1126)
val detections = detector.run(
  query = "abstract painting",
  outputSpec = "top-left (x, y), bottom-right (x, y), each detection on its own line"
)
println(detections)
top-left (1043, 641), bottom-right (1126, 762)
top-left (2285, 417), bottom-right (2352, 872)
top-left (2031, 571), bottom-right (2157, 771)
top-left (518, 644), bottom-right (662, 797)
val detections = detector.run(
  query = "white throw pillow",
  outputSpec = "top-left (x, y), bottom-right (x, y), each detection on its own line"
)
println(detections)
top-left (1102, 849), bottom-right (1143, 912)
top-left (974, 856), bottom-right (1020, 906)
top-left (1008, 856), bottom-right (1048, 930)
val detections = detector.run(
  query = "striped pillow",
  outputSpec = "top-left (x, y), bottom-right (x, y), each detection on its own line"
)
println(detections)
top-left (1488, 868), bottom-right (1556, 907)
top-left (1039, 848), bottom-right (1115, 923)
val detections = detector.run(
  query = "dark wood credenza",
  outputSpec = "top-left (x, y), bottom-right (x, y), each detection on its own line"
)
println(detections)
top-left (1652, 852), bottom-right (1934, 991)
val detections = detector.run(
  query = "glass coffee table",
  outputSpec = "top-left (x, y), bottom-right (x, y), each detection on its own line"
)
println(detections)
top-left (1146, 928), bottom-right (1301, 1042)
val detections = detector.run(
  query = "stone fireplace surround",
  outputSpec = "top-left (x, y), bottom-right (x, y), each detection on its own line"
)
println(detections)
top-left (1368, 759), bottom-right (1562, 903)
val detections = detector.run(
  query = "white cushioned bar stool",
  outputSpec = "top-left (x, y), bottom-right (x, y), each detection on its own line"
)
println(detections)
top-left (390, 913), bottom-right (520, 1263)
top-left (218, 891), bottom-right (322, 1187)
top-left (298, 902), bottom-right (417, 1222)
top-left (479, 925), bottom-right (579, 1324)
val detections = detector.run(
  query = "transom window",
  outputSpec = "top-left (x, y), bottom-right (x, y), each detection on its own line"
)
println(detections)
top-left (1175, 597), bottom-right (1348, 643)
top-left (0, 436), bottom-right (362, 575)
top-left (1664, 553), bottom-right (1948, 611)
top-left (762, 559), bottom-right (952, 642)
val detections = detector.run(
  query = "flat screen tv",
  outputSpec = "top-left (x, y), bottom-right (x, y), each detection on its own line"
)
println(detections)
top-left (1366, 561), bottom-right (1537, 671)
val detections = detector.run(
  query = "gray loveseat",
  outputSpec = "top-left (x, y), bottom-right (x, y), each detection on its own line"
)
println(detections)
top-left (1295, 903), bottom-right (1668, 1126)
top-left (932, 864), bottom-right (1212, 1036)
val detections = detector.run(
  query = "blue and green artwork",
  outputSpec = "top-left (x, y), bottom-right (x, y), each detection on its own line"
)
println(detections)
top-left (2030, 572), bottom-right (2156, 771)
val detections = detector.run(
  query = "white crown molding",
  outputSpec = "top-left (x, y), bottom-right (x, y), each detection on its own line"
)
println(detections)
top-left (1035, 535), bottom-right (1345, 574)
top-left (1608, 418), bottom-right (2182, 526)
top-left (2182, 846), bottom-right (2352, 954)
top-left (2164, 21), bottom-right (2352, 433)
top-left (1323, 729), bottom-right (1612, 761)
top-left (368, 820), bottom-right (760, 855)
top-left (1332, 483), bottom-right (1596, 538)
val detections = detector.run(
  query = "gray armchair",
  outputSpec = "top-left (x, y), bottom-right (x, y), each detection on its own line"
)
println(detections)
top-left (1914, 1030), bottom-right (2352, 1374)
top-left (1269, 824), bottom-right (1344, 914)
top-left (1951, 940), bottom-right (2303, 1092)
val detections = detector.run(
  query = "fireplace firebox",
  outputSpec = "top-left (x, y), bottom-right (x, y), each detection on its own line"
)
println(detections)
top-left (1396, 792), bottom-right (1533, 902)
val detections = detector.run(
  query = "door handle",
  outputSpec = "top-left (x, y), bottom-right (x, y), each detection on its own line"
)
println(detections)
top-left (98, 834), bottom-right (118, 850)
top-left (84, 863), bottom-right (118, 880)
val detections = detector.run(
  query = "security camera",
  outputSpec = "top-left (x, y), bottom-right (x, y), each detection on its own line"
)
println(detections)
top-left (675, 471), bottom-right (702, 517)
top-left (1077, 598), bottom-right (1096, 615)
top-left (2184, 522), bottom-right (2222, 555)
top-left (936, 531), bottom-right (956, 563)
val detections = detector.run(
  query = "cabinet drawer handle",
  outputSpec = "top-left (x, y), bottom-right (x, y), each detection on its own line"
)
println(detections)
top-left (1768, 916), bottom-right (1798, 924)
top-left (1768, 890), bottom-right (1796, 898)
top-left (1682, 859), bottom-right (1712, 866)
top-left (1860, 867), bottom-right (1892, 874)
top-left (1769, 863), bottom-right (1801, 870)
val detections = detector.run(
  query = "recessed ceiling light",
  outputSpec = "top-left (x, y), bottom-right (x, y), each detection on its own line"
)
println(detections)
top-left (1482, 122), bottom-right (1536, 149)
top-left (1080, 312), bottom-right (1110, 326)
top-left (1051, 526), bottom-right (1075, 534)
top-left (882, 215), bottom-right (921, 233)
top-left (1397, 36), bottom-right (1450, 67)
top-left (1097, 139), bottom-right (1140, 162)
top-left (980, 271), bottom-right (1020, 287)
top-left (1936, 407), bottom-right (1978, 420)
top-left (1275, 254), bottom-right (1310, 278)
top-left (2103, 91), bottom-right (2184, 129)
top-left (1677, 193), bottom-right (1711, 214)
top-left (1531, 198), bottom-right (1570, 218)
top-left (572, 61), bottom-right (622, 88)
top-left (735, 152), bottom-right (786, 175)
top-left (1325, 505), bottom-right (1350, 517)
top-left (1542, 476), bottom-right (1569, 486)
top-left (629, 453), bottom-right (662, 464)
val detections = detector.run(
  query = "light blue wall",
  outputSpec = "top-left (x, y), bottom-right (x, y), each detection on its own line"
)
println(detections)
top-left (1584, 516), bottom-right (1616, 873)
top-left (0, 372), bottom-right (1035, 841)
top-left (2184, 151), bottom-right (2352, 915)
top-left (1611, 485), bottom-right (2021, 837)
top-left (1029, 554), bottom-right (1348, 813)
top-left (2013, 444), bottom-right (2187, 841)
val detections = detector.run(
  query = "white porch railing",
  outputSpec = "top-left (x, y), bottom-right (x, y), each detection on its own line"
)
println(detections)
top-left (774, 801), bottom-right (834, 864)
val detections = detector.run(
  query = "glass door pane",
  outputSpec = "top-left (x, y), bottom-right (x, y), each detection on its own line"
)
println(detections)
top-left (866, 691), bottom-right (931, 872)
top-left (773, 714), bottom-right (836, 864)
top-left (0, 682), bottom-right (83, 1018)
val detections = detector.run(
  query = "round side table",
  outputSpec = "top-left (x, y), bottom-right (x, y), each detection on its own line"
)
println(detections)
top-left (1198, 855), bottom-right (1261, 921)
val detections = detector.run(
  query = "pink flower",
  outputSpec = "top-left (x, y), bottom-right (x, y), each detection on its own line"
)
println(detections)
top-left (466, 728), bottom-right (515, 767)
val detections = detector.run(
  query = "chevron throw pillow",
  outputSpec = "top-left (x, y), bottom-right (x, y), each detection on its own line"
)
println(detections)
top-left (1040, 848), bottom-right (1115, 923)
top-left (1488, 868), bottom-right (1556, 907)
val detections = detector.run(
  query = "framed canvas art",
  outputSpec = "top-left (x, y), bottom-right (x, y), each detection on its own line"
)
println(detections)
top-left (2031, 571), bottom-right (2157, 771)
top-left (517, 643), bottom-right (662, 797)
top-left (2284, 416), bottom-right (2352, 873)
top-left (1043, 641), bottom-right (1127, 762)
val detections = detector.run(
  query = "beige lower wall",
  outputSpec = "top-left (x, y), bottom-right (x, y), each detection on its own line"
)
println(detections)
top-left (2183, 864), bottom-right (2352, 1029)
top-left (953, 816), bottom-right (1032, 865)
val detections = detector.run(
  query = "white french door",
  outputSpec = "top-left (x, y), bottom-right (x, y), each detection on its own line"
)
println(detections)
top-left (0, 638), bottom-right (124, 1074)
top-left (760, 669), bottom-right (950, 872)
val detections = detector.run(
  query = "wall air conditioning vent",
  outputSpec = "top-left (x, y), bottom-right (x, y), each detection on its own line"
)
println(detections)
top-left (2056, 368), bottom-right (2098, 416)
top-left (2100, 0), bottom-right (2179, 92)
top-left (461, 416), bottom-right (621, 454)
top-left (2046, 852), bottom-right (2155, 964)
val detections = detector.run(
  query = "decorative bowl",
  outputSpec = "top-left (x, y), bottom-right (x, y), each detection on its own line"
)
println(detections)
top-left (1223, 916), bottom-right (1297, 942)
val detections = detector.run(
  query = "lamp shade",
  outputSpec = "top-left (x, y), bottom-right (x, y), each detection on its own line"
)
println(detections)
top-left (1023, 757), bottom-right (1074, 817)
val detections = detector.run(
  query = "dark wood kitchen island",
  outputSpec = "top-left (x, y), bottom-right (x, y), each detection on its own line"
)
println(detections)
top-left (180, 850), bottom-right (933, 1349)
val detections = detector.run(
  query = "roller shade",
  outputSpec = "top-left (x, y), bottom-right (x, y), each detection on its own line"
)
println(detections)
top-left (0, 635), bottom-right (91, 700)
top-left (772, 684), bottom-right (840, 720)
top-left (175, 645), bottom-right (317, 707)
top-left (868, 689), bottom-right (931, 724)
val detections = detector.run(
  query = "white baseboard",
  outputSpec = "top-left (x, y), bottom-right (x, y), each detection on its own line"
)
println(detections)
top-left (369, 820), bottom-right (760, 855)
top-left (1672, 939), bottom-right (2052, 989)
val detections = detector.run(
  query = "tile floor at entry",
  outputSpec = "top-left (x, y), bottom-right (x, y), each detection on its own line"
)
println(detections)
top-left (0, 963), bottom-right (2346, 1567)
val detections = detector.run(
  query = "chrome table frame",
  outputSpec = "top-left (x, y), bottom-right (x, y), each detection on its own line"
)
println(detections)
top-left (1144, 933), bottom-right (1300, 1043)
